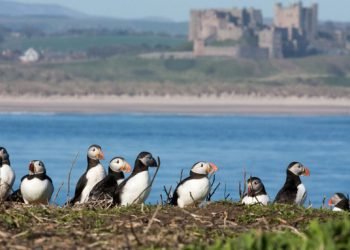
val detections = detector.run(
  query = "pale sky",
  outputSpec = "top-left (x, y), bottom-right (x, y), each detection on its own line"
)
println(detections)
top-left (12, 0), bottom-right (350, 22)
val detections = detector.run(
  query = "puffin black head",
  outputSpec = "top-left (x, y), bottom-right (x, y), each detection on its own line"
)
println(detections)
top-left (328, 193), bottom-right (349, 207)
top-left (109, 157), bottom-right (131, 173)
top-left (247, 177), bottom-right (266, 196)
top-left (287, 162), bottom-right (310, 177)
top-left (190, 161), bottom-right (218, 176)
top-left (0, 147), bottom-right (10, 165)
top-left (87, 144), bottom-right (105, 161)
top-left (137, 152), bottom-right (158, 167)
top-left (29, 160), bottom-right (46, 175)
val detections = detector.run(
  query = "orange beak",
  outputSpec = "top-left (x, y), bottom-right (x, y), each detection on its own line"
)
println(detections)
top-left (208, 162), bottom-right (218, 174)
top-left (247, 182), bottom-right (253, 195)
top-left (303, 167), bottom-right (310, 176)
top-left (29, 162), bottom-right (35, 173)
top-left (122, 162), bottom-right (132, 173)
top-left (328, 198), bottom-right (333, 206)
top-left (98, 150), bottom-right (105, 160)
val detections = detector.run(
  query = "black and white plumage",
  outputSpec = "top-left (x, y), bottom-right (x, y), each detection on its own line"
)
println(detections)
top-left (274, 162), bottom-right (310, 205)
top-left (241, 177), bottom-right (269, 205)
top-left (89, 157), bottom-right (131, 202)
top-left (0, 147), bottom-right (16, 201)
top-left (69, 144), bottom-right (106, 205)
top-left (113, 152), bottom-right (158, 206)
top-left (170, 161), bottom-right (218, 208)
top-left (328, 193), bottom-right (350, 212)
top-left (19, 160), bottom-right (54, 204)
top-left (7, 189), bottom-right (24, 203)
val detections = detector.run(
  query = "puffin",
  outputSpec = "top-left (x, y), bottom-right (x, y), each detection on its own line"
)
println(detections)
top-left (20, 160), bottom-right (54, 204)
top-left (274, 162), bottom-right (310, 205)
top-left (328, 193), bottom-right (349, 212)
top-left (113, 152), bottom-right (158, 206)
top-left (69, 144), bottom-right (106, 205)
top-left (170, 161), bottom-right (218, 208)
top-left (0, 147), bottom-right (16, 201)
top-left (89, 157), bottom-right (131, 202)
top-left (241, 177), bottom-right (269, 205)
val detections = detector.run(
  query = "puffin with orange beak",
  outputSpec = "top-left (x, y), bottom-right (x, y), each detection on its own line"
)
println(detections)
top-left (170, 161), bottom-right (218, 208)
top-left (242, 177), bottom-right (269, 205)
top-left (328, 193), bottom-right (349, 212)
top-left (89, 156), bottom-right (131, 202)
top-left (69, 144), bottom-right (106, 205)
top-left (113, 152), bottom-right (159, 206)
top-left (20, 160), bottom-right (54, 204)
top-left (274, 162), bottom-right (310, 205)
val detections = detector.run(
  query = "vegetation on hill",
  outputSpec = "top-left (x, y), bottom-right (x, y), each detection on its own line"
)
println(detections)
top-left (0, 202), bottom-right (348, 249)
top-left (1, 33), bottom-right (187, 53)
top-left (1, 55), bottom-right (350, 97)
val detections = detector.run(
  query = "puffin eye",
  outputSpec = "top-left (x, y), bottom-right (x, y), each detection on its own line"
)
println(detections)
top-left (116, 160), bottom-right (120, 164)
top-left (92, 148), bottom-right (96, 152)
top-left (254, 181), bottom-right (258, 185)
top-left (201, 164), bottom-right (203, 167)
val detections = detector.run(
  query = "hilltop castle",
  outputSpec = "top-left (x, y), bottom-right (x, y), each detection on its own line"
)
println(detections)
top-left (189, 2), bottom-right (318, 59)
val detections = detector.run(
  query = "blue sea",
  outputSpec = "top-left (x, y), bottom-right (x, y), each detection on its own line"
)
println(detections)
top-left (0, 113), bottom-right (349, 207)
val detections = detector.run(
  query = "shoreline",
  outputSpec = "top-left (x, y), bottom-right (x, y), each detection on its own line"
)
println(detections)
top-left (1, 95), bottom-right (350, 115)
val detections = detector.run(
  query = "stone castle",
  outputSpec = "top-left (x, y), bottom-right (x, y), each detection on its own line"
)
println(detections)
top-left (189, 2), bottom-right (318, 59)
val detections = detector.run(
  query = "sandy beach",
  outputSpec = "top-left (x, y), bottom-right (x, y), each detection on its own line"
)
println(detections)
top-left (0, 95), bottom-right (350, 115)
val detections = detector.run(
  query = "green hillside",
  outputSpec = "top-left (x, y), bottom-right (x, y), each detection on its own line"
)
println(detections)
top-left (1, 55), bottom-right (350, 96)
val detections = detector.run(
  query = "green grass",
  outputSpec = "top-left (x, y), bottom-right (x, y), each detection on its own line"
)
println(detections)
top-left (2, 55), bottom-right (350, 96)
top-left (53, 56), bottom-right (277, 83)
top-left (290, 55), bottom-right (350, 76)
top-left (1, 34), bottom-right (187, 52)
top-left (48, 55), bottom-right (350, 85)
top-left (187, 218), bottom-right (350, 250)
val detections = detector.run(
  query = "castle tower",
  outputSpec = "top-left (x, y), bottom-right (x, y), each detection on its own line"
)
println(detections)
top-left (274, 2), bottom-right (302, 40)
top-left (274, 2), bottom-right (318, 42)
top-left (189, 10), bottom-right (202, 41)
top-left (311, 3), bottom-right (318, 40)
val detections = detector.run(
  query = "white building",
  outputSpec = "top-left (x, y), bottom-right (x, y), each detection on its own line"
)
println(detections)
top-left (20, 48), bottom-right (40, 63)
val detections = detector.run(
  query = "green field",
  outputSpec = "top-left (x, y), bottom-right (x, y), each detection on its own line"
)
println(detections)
top-left (1, 34), bottom-right (187, 52)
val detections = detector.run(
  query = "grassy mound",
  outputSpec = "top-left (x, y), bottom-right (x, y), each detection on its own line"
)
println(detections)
top-left (0, 201), bottom-right (348, 249)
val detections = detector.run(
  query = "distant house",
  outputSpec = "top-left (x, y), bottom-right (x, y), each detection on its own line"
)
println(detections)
top-left (19, 48), bottom-right (40, 63)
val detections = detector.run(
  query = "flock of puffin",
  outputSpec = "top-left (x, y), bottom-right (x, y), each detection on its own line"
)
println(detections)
top-left (0, 145), bottom-right (349, 211)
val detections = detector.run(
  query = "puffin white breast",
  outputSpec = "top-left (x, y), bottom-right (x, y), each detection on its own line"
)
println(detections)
top-left (177, 178), bottom-right (210, 208)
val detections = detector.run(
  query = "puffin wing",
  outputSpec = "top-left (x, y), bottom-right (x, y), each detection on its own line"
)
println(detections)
top-left (69, 173), bottom-right (87, 205)
top-left (170, 176), bottom-right (192, 206)
top-left (112, 174), bottom-right (134, 205)
top-left (274, 184), bottom-right (297, 204)
top-left (47, 175), bottom-right (53, 184)
top-left (90, 175), bottom-right (117, 200)
top-left (7, 188), bottom-right (24, 203)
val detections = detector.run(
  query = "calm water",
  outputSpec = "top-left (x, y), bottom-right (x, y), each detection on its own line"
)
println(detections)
top-left (0, 113), bottom-right (349, 207)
